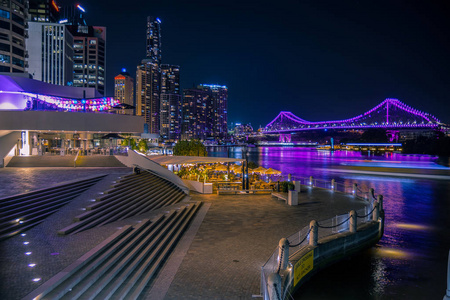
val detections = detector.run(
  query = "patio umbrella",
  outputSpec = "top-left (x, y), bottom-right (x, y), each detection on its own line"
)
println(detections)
top-left (231, 164), bottom-right (242, 173)
top-left (253, 166), bottom-right (267, 173)
top-left (264, 168), bottom-right (282, 175)
top-left (215, 164), bottom-right (228, 172)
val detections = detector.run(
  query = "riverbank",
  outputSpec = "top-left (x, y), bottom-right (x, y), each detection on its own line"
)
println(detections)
top-left (330, 165), bottom-right (450, 180)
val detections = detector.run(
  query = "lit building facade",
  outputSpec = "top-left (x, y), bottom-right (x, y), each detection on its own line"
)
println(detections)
top-left (59, 4), bottom-right (86, 26)
top-left (67, 25), bottom-right (106, 95)
top-left (0, 0), bottom-right (27, 73)
top-left (114, 69), bottom-right (134, 114)
top-left (27, 22), bottom-right (73, 86)
top-left (181, 84), bottom-right (228, 141)
top-left (160, 64), bottom-right (181, 141)
top-left (135, 16), bottom-right (162, 134)
top-left (28, 0), bottom-right (60, 23)
top-left (181, 88), bottom-right (210, 140)
top-left (136, 59), bottom-right (160, 134)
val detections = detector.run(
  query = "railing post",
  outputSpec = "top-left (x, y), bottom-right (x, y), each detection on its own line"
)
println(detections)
top-left (331, 179), bottom-right (336, 191)
top-left (369, 188), bottom-right (375, 201)
top-left (444, 249), bottom-right (450, 300)
top-left (288, 173), bottom-right (291, 181)
top-left (377, 194), bottom-right (384, 216)
top-left (372, 201), bottom-right (380, 221)
top-left (309, 220), bottom-right (318, 246)
top-left (267, 273), bottom-right (282, 300)
top-left (278, 238), bottom-right (289, 271)
top-left (352, 183), bottom-right (357, 196)
top-left (349, 210), bottom-right (357, 233)
top-left (309, 176), bottom-right (313, 186)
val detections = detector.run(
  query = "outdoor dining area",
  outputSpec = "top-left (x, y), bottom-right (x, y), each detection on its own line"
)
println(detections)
top-left (147, 155), bottom-right (283, 194)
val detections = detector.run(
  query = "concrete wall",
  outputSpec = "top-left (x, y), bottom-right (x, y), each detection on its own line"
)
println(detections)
top-left (0, 111), bottom-right (144, 133)
top-left (115, 150), bottom-right (189, 194)
top-left (0, 131), bottom-right (20, 167)
top-left (183, 179), bottom-right (213, 194)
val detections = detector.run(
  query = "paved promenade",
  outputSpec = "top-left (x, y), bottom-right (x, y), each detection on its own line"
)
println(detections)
top-left (161, 189), bottom-right (367, 300)
top-left (0, 167), bottom-right (368, 299)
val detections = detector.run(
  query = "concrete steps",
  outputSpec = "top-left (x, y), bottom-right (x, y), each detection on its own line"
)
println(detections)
top-left (58, 172), bottom-right (187, 235)
top-left (0, 176), bottom-right (106, 241)
top-left (22, 201), bottom-right (202, 300)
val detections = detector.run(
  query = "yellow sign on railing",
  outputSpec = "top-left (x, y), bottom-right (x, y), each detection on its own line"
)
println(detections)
top-left (294, 249), bottom-right (314, 286)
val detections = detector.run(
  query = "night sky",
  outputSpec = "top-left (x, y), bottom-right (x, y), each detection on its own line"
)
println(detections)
top-left (60, 0), bottom-right (450, 127)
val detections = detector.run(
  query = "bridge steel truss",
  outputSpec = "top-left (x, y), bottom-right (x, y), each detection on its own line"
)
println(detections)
top-left (263, 98), bottom-right (443, 133)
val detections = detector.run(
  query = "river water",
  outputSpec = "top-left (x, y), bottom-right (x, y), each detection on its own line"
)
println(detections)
top-left (209, 146), bottom-right (450, 300)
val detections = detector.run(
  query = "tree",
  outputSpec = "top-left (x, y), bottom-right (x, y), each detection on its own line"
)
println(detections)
top-left (173, 140), bottom-right (207, 156)
top-left (138, 139), bottom-right (149, 153)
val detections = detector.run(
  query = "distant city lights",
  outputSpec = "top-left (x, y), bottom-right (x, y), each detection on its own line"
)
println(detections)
top-left (156, 18), bottom-right (161, 23)
top-left (121, 68), bottom-right (126, 73)
top-left (59, 19), bottom-right (68, 24)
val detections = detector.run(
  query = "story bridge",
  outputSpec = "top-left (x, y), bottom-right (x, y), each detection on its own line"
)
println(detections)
top-left (263, 98), bottom-right (443, 134)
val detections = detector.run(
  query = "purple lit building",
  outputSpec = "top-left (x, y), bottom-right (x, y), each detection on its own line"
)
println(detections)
top-left (0, 74), bottom-right (144, 167)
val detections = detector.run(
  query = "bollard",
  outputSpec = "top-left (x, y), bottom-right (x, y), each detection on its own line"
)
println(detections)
top-left (288, 173), bottom-right (291, 182)
top-left (278, 238), bottom-right (289, 271)
top-left (331, 179), bottom-right (336, 191)
top-left (309, 176), bottom-right (314, 186)
top-left (268, 273), bottom-right (282, 300)
top-left (309, 220), bottom-right (318, 246)
top-left (288, 190), bottom-right (298, 206)
top-left (352, 183), bottom-right (358, 195)
top-left (349, 210), bottom-right (357, 233)
top-left (294, 180), bottom-right (301, 193)
top-left (444, 249), bottom-right (450, 300)
top-left (372, 201), bottom-right (380, 221)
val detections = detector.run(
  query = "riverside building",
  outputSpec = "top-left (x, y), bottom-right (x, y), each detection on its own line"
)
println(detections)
top-left (160, 64), bottom-right (181, 141)
top-left (181, 84), bottom-right (228, 141)
top-left (0, 74), bottom-right (144, 167)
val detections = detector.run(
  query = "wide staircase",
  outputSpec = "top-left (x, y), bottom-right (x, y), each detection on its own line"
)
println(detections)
top-left (0, 175), bottom-right (106, 241)
top-left (58, 171), bottom-right (187, 235)
top-left (23, 202), bottom-right (202, 300)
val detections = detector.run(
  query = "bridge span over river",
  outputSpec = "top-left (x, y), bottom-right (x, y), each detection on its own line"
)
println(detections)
top-left (263, 98), bottom-right (445, 134)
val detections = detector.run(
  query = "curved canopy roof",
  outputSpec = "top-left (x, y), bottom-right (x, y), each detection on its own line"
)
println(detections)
top-left (0, 75), bottom-right (103, 99)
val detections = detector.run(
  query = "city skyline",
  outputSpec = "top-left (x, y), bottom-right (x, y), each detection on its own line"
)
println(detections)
top-left (50, 1), bottom-right (450, 127)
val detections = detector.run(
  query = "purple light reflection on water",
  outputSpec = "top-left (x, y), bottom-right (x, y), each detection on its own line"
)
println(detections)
top-left (209, 146), bottom-right (450, 299)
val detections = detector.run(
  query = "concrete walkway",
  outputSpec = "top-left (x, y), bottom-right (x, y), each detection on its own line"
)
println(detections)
top-left (159, 188), bottom-right (367, 300)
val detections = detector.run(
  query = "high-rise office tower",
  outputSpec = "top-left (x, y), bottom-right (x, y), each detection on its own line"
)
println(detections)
top-left (67, 25), bottom-right (106, 95)
top-left (27, 22), bottom-right (73, 85)
top-left (136, 16), bottom-right (162, 134)
top-left (146, 16), bottom-right (161, 63)
top-left (28, 0), bottom-right (60, 23)
top-left (198, 84), bottom-right (228, 139)
top-left (181, 88), bottom-right (210, 140)
top-left (160, 64), bottom-right (181, 140)
top-left (136, 59), bottom-right (160, 133)
top-left (0, 0), bottom-right (27, 73)
top-left (114, 69), bottom-right (134, 114)
top-left (181, 84), bottom-right (228, 140)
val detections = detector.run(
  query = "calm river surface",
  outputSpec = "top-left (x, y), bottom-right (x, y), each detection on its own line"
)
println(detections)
top-left (209, 146), bottom-right (450, 300)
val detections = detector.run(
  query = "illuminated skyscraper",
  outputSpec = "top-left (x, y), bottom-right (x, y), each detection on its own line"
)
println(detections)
top-left (181, 84), bottom-right (228, 140)
top-left (146, 16), bottom-right (161, 64)
top-left (0, 0), bottom-right (27, 73)
top-left (67, 25), bottom-right (106, 95)
top-left (135, 16), bottom-right (162, 134)
top-left (136, 59), bottom-right (160, 134)
top-left (114, 69), bottom-right (134, 114)
top-left (160, 64), bottom-right (181, 140)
